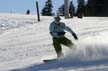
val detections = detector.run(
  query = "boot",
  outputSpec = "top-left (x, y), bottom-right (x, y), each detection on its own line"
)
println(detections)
top-left (57, 51), bottom-right (64, 59)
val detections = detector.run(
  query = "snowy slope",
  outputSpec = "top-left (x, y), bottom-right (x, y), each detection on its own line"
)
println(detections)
top-left (0, 14), bottom-right (108, 71)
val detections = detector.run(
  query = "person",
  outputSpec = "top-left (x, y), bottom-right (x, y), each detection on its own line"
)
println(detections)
top-left (26, 9), bottom-right (30, 15)
top-left (49, 16), bottom-right (78, 59)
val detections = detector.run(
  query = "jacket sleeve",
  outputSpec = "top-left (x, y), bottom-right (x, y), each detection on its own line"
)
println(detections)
top-left (63, 23), bottom-right (78, 40)
top-left (49, 22), bottom-right (58, 37)
top-left (63, 23), bottom-right (74, 34)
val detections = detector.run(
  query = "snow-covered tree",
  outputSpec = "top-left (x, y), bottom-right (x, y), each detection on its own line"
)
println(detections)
top-left (41, 0), bottom-right (53, 16)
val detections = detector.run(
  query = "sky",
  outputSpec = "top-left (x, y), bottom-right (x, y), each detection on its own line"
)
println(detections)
top-left (0, 0), bottom-right (84, 15)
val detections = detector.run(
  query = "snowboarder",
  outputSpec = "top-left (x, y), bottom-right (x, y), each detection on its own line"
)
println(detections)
top-left (49, 16), bottom-right (78, 59)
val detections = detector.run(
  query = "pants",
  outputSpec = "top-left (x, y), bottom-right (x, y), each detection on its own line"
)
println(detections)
top-left (53, 36), bottom-right (74, 56)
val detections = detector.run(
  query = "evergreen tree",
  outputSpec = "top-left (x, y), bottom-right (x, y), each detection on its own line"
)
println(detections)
top-left (94, 0), bottom-right (107, 16)
top-left (69, 1), bottom-right (75, 18)
top-left (57, 1), bottom-right (75, 17)
top-left (57, 4), bottom-right (64, 16)
top-left (85, 0), bottom-right (108, 16)
top-left (77, 0), bottom-right (85, 18)
top-left (84, 0), bottom-right (95, 16)
top-left (85, 0), bottom-right (98, 16)
top-left (42, 0), bottom-right (53, 16)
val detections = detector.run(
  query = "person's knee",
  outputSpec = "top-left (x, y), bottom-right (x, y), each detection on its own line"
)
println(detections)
top-left (67, 41), bottom-right (75, 48)
top-left (53, 42), bottom-right (61, 50)
top-left (66, 40), bottom-right (72, 45)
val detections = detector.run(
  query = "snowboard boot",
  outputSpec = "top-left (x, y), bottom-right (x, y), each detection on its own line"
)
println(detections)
top-left (57, 52), bottom-right (64, 59)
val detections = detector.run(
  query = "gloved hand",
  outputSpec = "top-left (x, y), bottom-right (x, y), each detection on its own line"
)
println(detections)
top-left (72, 33), bottom-right (78, 40)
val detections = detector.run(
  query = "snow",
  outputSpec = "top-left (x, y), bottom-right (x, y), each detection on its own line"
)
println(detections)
top-left (0, 14), bottom-right (108, 71)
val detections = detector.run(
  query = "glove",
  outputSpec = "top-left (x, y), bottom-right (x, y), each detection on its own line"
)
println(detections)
top-left (72, 33), bottom-right (78, 40)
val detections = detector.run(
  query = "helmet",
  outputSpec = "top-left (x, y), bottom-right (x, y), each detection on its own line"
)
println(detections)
top-left (54, 16), bottom-right (61, 21)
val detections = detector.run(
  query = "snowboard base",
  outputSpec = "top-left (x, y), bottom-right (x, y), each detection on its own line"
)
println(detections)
top-left (43, 59), bottom-right (57, 63)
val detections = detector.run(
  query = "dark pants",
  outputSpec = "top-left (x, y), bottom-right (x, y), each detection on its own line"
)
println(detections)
top-left (53, 36), bottom-right (74, 56)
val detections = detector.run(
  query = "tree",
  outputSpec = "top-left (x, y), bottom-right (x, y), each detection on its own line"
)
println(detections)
top-left (57, 1), bottom-right (75, 18)
top-left (77, 0), bottom-right (85, 18)
top-left (57, 4), bottom-right (64, 16)
top-left (85, 0), bottom-right (108, 16)
top-left (41, 0), bottom-right (53, 16)
top-left (69, 1), bottom-right (75, 18)
top-left (84, 0), bottom-right (95, 16)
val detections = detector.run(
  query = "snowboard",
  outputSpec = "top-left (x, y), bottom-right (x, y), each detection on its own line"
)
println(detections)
top-left (43, 59), bottom-right (57, 63)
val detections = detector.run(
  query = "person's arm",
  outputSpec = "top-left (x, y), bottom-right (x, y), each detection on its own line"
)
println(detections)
top-left (63, 23), bottom-right (78, 40)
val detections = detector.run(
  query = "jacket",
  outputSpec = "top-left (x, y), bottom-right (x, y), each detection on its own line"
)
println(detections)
top-left (49, 21), bottom-right (74, 38)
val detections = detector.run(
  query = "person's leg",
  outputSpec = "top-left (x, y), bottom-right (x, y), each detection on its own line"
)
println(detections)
top-left (60, 37), bottom-right (75, 48)
top-left (53, 38), bottom-right (64, 58)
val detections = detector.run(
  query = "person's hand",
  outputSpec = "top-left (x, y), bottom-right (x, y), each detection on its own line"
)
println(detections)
top-left (72, 33), bottom-right (78, 40)
top-left (50, 32), bottom-right (58, 36)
